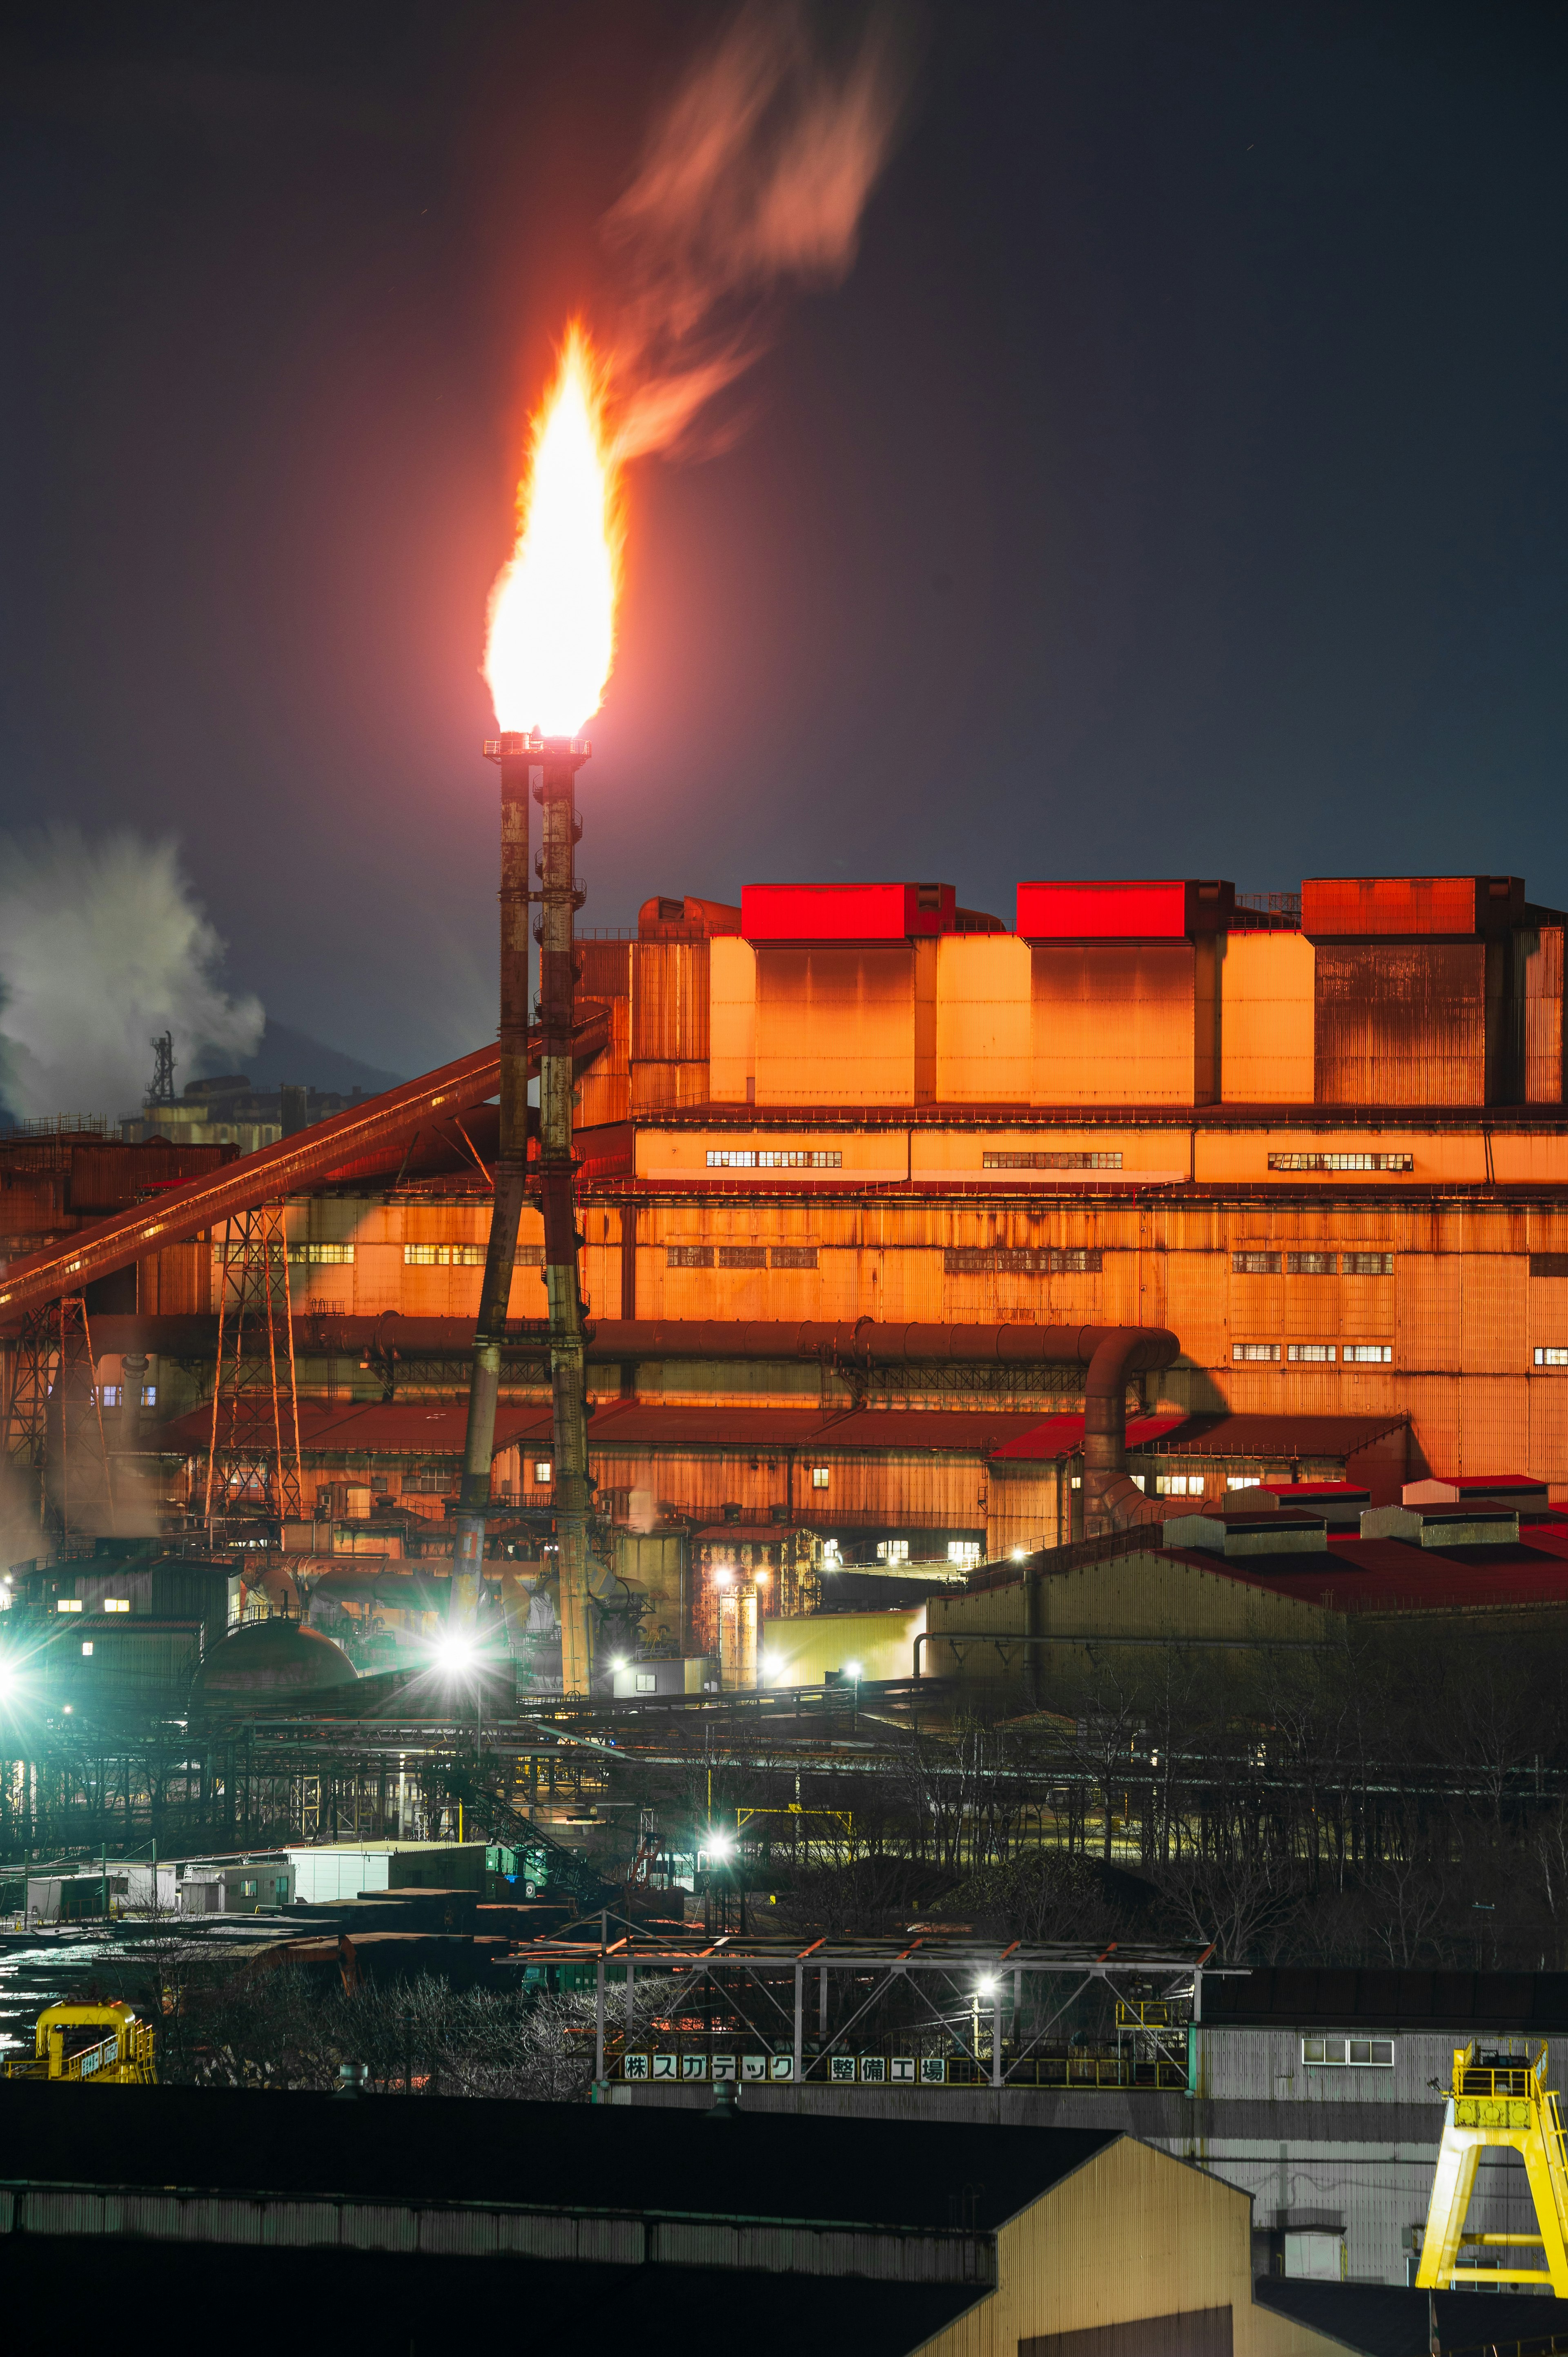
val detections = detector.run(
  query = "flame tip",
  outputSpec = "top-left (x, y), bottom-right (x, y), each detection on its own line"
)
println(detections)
top-left (484, 320), bottom-right (621, 739)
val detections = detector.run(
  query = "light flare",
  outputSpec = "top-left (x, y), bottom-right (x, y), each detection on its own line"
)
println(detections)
top-left (483, 324), bottom-right (623, 737)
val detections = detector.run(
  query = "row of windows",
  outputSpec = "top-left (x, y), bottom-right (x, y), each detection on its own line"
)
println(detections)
top-left (56, 1596), bottom-right (131, 1614)
top-left (1269, 1152), bottom-right (1414, 1172)
top-left (1233, 1250), bottom-right (1394, 1276)
top-left (1234, 1342), bottom-right (1393, 1364)
top-left (668, 1245), bottom-right (822, 1270)
top-left (705, 1150), bottom-right (843, 1169)
top-left (1303, 2036), bottom-right (1394, 2066)
top-left (1538, 1348), bottom-right (1568, 1367)
top-left (982, 1150), bottom-right (1122, 1170)
top-left (283, 1242), bottom-right (355, 1265)
top-left (945, 1247), bottom-right (1102, 1274)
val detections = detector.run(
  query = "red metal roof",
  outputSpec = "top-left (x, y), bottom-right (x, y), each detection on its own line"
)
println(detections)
top-left (1016, 880), bottom-right (1235, 940)
top-left (1149, 1412), bottom-right (1406, 1461)
top-left (157, 1398), bottom-right (1056, 1460)
top-left (1301, 875), bottom-right (1523, 938)
top-left (991, 1415), bottom-right (1185, 1462)
top-left (1152, 1524), bottom-right (1568, 1615)
top-left (584, 1403), bottom-right (1051, 1455)
top-left (156, 1401), bottom-right (555, 1456)
top-left (741, 882), bottom-right (956, 942)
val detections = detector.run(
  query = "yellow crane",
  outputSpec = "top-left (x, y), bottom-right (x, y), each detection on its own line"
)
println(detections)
top-left (2, 2001), bottom-right (156, 2086)
top-left (1416, 2041), bottom-right (1568, 2295)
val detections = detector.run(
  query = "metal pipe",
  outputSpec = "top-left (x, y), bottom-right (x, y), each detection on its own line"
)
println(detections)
top-left (533, 738), bottom-right (593, 1697)
top-left (454, 745), bottom-right (535, 1611)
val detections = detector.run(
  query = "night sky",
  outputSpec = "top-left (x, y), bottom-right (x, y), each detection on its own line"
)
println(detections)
top-left (3, 2), bottom-right (1566, 1080)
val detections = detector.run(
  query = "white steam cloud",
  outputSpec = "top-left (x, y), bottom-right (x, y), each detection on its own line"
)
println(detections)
top-left (0, 829), bottom-right (263, 1123)
top-left (605, 1), bottom-right (918, 460)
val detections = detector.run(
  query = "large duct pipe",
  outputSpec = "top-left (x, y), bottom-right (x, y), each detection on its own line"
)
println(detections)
top-left (96, 1313), bottom-right (1180, 1377)
top-left (1081, 1328), bottom-right (1176, 1538)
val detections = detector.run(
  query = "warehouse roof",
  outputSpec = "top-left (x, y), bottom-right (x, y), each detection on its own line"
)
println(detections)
top-left (1153, 1522), bottom-right (1568, 1612)
top-left (1205, 1966), bottom-right (1568, 2034)
top-left (1254, 2279), bottom-right (1568, 2357)
top-left (3, 2079), bottom-right (1118, 2229)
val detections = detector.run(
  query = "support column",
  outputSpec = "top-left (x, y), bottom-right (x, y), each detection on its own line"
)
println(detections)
top-left (536, 745), bottom-right (593, 1696)
top-left (455, 746), bottom-right (533, 1615)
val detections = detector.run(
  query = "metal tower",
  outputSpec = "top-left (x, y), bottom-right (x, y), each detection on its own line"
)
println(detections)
top-left (2, 1295), bottom-right (115, 1537)
top-left (1417, 2041), bottom-right (1568, 2294)
top-left (205, 1205), bottom-right (304, 1531)
top-left (147, 1031), bottom-right (176, 1107)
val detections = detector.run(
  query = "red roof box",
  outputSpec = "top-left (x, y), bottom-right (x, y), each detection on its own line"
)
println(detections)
top-left (742, 883), bottom-right (956, 942)
top-left (1302, 876), bottom-right (1524, 938)
top-left (1404, 1474), bottom-right (1549, 1509)
top-left (1016, 880), bottom-right (1236, 941)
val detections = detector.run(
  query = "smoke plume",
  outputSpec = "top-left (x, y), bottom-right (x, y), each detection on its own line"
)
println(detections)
top-left (605, 1), bottom-right (918, 460)
top-left (0, 829), bottom-right (263, 1123)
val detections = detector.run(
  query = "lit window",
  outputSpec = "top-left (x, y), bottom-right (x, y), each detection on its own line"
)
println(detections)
top-left (943, 1246), bottom-right (1103, 1275)
top-left (1232, 1342), bottom-right (1281, 1361)
top-left (1536, 1348), bottom-right (1568, 1368)
top-left (811, 1466), bottom-right (831, 1490)
top-left (1342, 1252), bottom-right (1394, 1276)
top-left (103, 1597), bottom-right (130, 1613)
top-left (403, 1243), bottom-right (486, 1265)
top-left (717, 1245), bottom-right (767, 1268)
top-left (81, 1642), bottom-right (93, 1656)
top-left (1269, 1152), bottom-right (1412, 1172)
top-left (533, 1461), bottom-right (553, 1485)
top-left (1232, 1252), bottom-right (1282, 1276)
top-left (1344, 1344), bottom-right (1393, 1363)
top-left (1285, 1253), bottom-right (1337, 1276)
top-left (1303, 2036), bottom-right (1394, 2067)
top-left (1287, 1343), bottom-right (1336, 1362)
top-left (56, 1597), bottom-right (82, 1613)
top-left (705, 1150), bottom-right (843, 1169)
top-left (1227, 1476), bottom-right (1261, 1491)
top-left (820, 1539), bottom-right (842, 1566)
top-left (982, 1150), bottom-right (1122, 1170)
top-left (947, 1541), bottom-right (982, 1566)
top-left (240, 1878), bottom-right (258, 1898)
top-left (99, 1384), bottom-right (121, 1407)
top-left (876, 1539), bottom-right (911, 1564)
top-left (635, 1672), bottom-right (657, 1693)
top-left (286, 1241), bottom-right (355, 1264)
top-left (1156, 1475), bottom-right (1202, 1497)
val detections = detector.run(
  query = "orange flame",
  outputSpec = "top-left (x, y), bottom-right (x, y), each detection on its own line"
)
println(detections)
top-left (484, 324), bottom-right (623, 737)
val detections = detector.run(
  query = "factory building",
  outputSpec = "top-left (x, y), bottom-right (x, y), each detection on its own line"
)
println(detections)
top-left (6, 868), bottom-right (1568, 1666)
top-left (0, 2079), bottom-right (1366, 2355)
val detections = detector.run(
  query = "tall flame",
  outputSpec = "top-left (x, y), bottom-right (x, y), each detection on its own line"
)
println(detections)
top-left (484, 325), bottom-right (622, 737)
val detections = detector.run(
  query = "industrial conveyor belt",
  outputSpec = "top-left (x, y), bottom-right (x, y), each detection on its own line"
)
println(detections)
top-left (0, 1009), bottom-right (610, 1328)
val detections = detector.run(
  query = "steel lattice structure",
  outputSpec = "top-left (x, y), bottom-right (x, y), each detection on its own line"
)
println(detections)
top-left (204, 1205), bottom-right (303, 1530)
top-left (2, 1293), bottom-right (114, 1537)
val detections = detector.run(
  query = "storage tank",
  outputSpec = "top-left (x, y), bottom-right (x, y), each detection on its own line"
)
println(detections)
top-left (194, 1618), bottom-right (356, 1703)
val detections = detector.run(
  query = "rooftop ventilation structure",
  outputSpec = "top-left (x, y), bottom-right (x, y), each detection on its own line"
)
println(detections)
top-left (1361, 1504), bottom-right (1521, 1548)
top-left (1161, 1506), bottom-right (1329, 1558)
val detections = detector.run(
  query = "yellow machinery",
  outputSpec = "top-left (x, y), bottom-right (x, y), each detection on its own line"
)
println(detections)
top-left (2, 2001), bottom-right (156, 2086)
top-left (1416, 2042), bottom-right (1568, 2294)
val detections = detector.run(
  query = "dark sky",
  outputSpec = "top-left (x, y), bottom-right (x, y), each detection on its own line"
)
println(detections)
top-left (3, 1), bottom-right (1566, 1076)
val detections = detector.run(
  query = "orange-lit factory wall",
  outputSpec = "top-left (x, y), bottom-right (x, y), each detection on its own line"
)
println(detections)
top-left (243, 873), bottom-right (1568, 1503)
